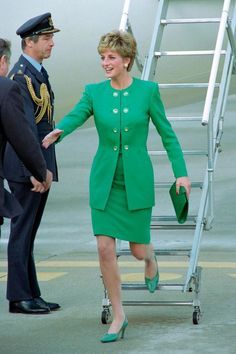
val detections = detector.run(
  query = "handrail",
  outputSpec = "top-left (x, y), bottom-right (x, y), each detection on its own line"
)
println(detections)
top-left (202, 0), bottom-right (232, 125)
top-left (118, 0), bottom-right (143, 72)
top-left (119, 0), bottom-right (131, 31)
top-left (226, 19), bottom-right (236, 58)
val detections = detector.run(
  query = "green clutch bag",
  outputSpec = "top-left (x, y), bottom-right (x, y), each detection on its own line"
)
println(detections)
top-left (169, 182), bottom-right (188, 224)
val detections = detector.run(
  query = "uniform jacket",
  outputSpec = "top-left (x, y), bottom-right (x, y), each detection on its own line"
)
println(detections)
top-left (0, 76), bottom-right (46, 220)
top-left (57, 78), bottom-right (188, 211)
top-left (3, 55), bottom-right (58, 182)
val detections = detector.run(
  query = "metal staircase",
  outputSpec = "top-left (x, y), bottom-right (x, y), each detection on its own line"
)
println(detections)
top-left (100, 0), bottom-right (236, 325)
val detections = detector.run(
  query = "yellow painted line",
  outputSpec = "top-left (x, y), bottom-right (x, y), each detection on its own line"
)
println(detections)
top-left (37, 272), bottom-right (67, 281)
top-left (1, 270), bottom-right (235, 282)
top-left (0, 272), bottom-right (7, 280)
top-left (32, 260), bottom-right (236, 269)
top-left (228, 273), bottom-right (236, 278)
top-left (0, 261), bottom-right (236, 269)
top-left (0, 271), bottom-right (182, 282)
top-left (0, 261), bottom-right (102, 268)
top-left (38, 261), bottom-right (100, 267)
top-left (0, 272), bottom-right (67, 282)
top-left (199, 262), bottom-right (236, 269)
top-left (121, 272), bottom-right (182, 282)
top-left (34, 260), bottom-right (189, 268)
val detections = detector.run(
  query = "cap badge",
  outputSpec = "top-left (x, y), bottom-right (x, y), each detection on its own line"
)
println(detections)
top-left (48, 17), bottom-right (53, 27)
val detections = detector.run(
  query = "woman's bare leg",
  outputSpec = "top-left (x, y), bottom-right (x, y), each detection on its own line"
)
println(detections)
top-left (97, 235), bottom-right (125, 333)
top-left (129, 242), bottom-right (158, 279)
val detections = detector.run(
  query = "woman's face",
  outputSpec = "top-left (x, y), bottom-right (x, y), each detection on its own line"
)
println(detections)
top-left (100, 49), bottom-right (130, 79)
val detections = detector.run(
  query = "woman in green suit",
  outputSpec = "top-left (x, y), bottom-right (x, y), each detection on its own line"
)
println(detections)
top-left (43, 30), bottom-right (191, 342)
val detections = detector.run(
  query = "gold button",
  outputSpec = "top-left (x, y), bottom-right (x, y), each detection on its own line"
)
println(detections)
top-left (113, 108), bottom-right (119, 114)
top-left (123, 91), bottom-right (129, 96)
top-left (113, 146), bottom-right (118, 151)
top-left (123, 108), bottom-right (129, 113)
top-left (124, 145), bottom-right (129, 150)
top-left (124, 127), bottom-right (129, 132)
top-left (113, 92), bottom-right (118, 97)
top-left (113, 128), bottom-right (118, 133)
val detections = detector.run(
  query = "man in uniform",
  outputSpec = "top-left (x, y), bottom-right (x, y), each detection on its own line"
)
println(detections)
top-left (3, 13), bottom-right (60, 314)
top-left (0, 38), bottom-right (52, 233)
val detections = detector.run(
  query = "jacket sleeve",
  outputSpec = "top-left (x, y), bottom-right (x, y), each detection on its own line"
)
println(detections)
top-left (56, 85), bottom-right (93, 141)
top-left (2, 81), bottom-right (47, 182)
top-left (149, 84), bottom-right (188, 178)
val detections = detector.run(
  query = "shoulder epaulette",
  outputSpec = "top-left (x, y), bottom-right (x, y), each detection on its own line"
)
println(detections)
top-left (15, 63), bottom-right (26, 75)
top-left (9, 63), bottom-right (25, 80)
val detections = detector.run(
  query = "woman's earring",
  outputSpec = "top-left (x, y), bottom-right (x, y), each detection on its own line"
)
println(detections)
top-left (124, 63), bottom-right (128, 69)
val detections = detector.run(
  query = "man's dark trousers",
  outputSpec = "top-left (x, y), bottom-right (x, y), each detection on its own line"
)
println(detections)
top-left (7, 181), bottom-right (49, 301)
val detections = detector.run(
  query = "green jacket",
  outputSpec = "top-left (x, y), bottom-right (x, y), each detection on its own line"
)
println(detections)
top-left (57, 77), bottom-right (187, 211)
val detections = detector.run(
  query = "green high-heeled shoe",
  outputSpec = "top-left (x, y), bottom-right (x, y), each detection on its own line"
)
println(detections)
top-left (145, 256), bottom-right (159, 293)
top-left (145, 270), bottom-right (159, 293)
top-left (100, 317), bottom-right (128, 343)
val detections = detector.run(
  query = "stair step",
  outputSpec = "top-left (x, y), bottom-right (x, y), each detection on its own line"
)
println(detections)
top-left (122, 300), bottom-right (193, 306)
top-left (118, 248), bottom-right (191, 256)
top-left (167, 116), bottom-right (202, 122)
top-left (155, 50), bottom-right (226, 57)
top-left (154, 182), bottom-right (202, 188)
top-left (151, 214), bottom-right (197, 229)
top-left (118, 247), bottom-right (192, 257)
top-left (151, 224), bottom-right (196, 230)
top-left (155, 248), bottom-right (192, 256)
top-left (148, 150), bottom-right (207, 156)
top-left (121, 283), bottom-right (185, 291)
top-left (159, 83), bottom-right (220, 88)
top-left (152, 215), bottom-right (196, 222)
top-left (161, 18), bottom-right (221, 25)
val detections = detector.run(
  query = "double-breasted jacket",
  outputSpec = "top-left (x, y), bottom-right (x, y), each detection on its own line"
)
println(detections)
top-left (3, 55), bottom-right (58, 182)
top-left (0, 77), bottom-right (46, 219)
top-left (57, 78), bottom-right (187, 211)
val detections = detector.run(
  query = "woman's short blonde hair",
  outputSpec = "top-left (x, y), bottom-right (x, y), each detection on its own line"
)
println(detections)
top-left (97, 30), bottom-right (137, 72)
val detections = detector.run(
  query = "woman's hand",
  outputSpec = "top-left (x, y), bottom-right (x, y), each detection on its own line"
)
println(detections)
top-left (176, 176), bottom-right (191, 199)
top-left (42, 129), bottom-right (64, 149)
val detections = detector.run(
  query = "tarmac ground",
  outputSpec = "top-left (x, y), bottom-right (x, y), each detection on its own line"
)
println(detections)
top-left (0, 97), bottom-right (236, 354)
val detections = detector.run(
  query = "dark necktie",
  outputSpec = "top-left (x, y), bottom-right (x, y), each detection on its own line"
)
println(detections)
top-left (41, 66), bottom-right (49, 81)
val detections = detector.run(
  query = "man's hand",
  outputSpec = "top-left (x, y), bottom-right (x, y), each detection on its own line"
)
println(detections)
top-left (42, 169), bottom-right (53, 191)
top-left (30, 169), bottom-right (53, 193)
top-left (30, 176), bottom-right (46, 193)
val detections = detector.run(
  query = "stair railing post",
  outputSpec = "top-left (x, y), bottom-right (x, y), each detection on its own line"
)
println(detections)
top-left (119, 0), bottom-right (131, 31)
top-left (202, 0), bottom-right (232, 125)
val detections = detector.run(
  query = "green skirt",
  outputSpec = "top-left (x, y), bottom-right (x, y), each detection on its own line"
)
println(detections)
top-left (91, 153), bottom-right (151, 244)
